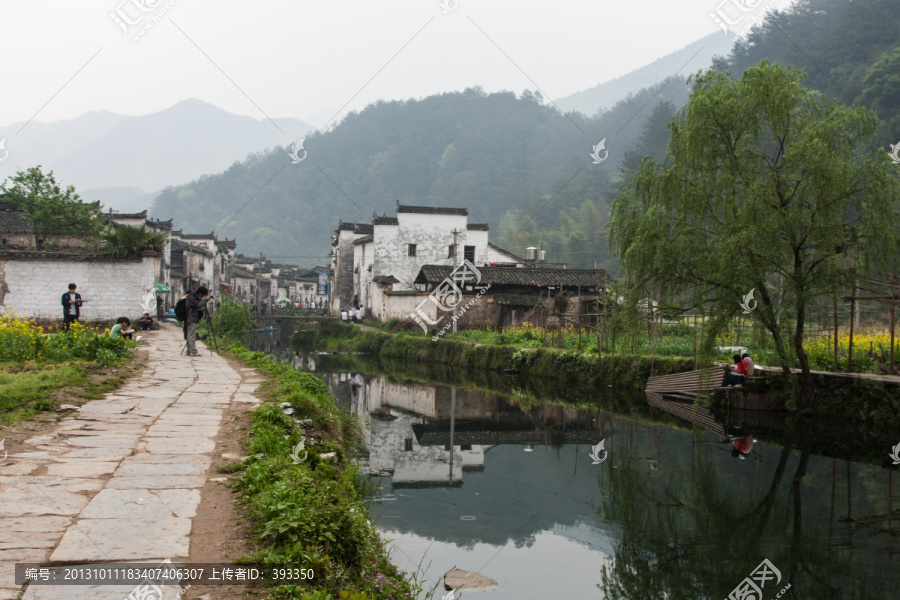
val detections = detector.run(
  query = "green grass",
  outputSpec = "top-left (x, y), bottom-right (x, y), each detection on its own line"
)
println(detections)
top-left (0, 361), bottom-right (136, 426)
top-left (223, 341), bottom-right (427, 600)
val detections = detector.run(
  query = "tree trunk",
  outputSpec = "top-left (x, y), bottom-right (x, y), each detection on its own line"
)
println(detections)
top-left (793, 300), bottom-right (815, 404)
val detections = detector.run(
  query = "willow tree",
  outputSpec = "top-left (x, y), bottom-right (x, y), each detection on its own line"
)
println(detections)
top-left (610, 61), bottom-right (899, 401)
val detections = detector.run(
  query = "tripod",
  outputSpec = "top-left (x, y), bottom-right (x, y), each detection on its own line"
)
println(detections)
top-left (180, 306), bottom-right (219, 356)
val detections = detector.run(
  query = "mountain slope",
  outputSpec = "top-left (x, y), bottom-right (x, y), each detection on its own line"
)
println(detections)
top-left (556, 33), bottom-right (734, 116)
top-left (0, 99), bottom-right (313, 209)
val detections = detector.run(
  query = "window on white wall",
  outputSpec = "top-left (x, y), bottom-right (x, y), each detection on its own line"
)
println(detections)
top-left (408, 244), bottom-right (417, 257)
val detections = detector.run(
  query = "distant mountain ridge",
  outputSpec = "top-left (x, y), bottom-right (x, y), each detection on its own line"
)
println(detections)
top-left (0, 99), bottom-right (313, 212)
top-left (556, 32), bottom-right (734, 116)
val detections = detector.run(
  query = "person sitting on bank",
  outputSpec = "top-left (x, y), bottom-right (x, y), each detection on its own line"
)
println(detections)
top-left (138, 312), bottom-right (154, 331)
top-left (732, 435), bottom-right (755, 460)
top-left (110, 317), bottom-right (134, 340)
top-left (741, 350), bottom-right (755, 376)
top-left (340, 308), bottom-right (349, 322)
top-left (727, 353), bottom-right (750, 386)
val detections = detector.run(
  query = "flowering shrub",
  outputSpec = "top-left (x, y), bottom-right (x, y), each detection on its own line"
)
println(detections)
top-left (0, 314), bottom-right (133, 365)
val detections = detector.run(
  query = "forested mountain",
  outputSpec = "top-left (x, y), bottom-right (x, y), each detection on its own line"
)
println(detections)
top-left (152, 0), bottom-right (900, 269)
top-left (714, 0), bottom-right (900, 134)
top-left (152, 81), bottom-right (689, 265)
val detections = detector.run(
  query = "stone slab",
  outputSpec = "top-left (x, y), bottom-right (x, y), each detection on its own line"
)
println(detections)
top-left (81, 489), bottom-right (200, 519)
top-left (106, 476), bottom-right (207, 490)
top-left (140, 438), bottom-right (215, 455)
top-left (50, 517), bottom-right (192, 561)
top-left (46, 462), bottom-right (118, 478)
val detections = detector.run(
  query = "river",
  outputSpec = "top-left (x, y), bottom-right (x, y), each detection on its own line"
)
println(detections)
top-left (249, 329), bottom-right (900, 599)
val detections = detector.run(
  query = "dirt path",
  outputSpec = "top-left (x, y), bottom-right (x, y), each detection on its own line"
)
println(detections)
top-left (0, 324), bottom-right (264, 600)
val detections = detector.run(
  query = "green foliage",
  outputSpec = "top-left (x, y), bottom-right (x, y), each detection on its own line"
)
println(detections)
top-left (610, 61), bottom-right (899, 390)
top-left (0, 166), bottom-right (105, 247)
top-left (223, 342), bottom-right (420, 599)
top-left (99, 224), bottom-right (167, 258)
top-left (0, 316), bottom-right (134, 365)
top-left (208, 293), bottom-right (255, 337)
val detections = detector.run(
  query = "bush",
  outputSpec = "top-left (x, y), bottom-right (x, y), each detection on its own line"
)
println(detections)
top-left (208, 293), bottom-right (256, 337)
top-left (0, 314), bottom-right (133, 365)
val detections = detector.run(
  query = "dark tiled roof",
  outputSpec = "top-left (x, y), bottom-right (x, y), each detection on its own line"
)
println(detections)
top-left (488, 242), bottom-right (526, 263)
top-left (372, 275), bottom-right (400, 284)
top-left (107, 210), bottom-right (147, 219)
top-left (171, 239), bottom-right (214, 257)
top-left (353, 234), bottom-right (373, 245)
top-left (146, 218), bottom-right (173, 230)
top-left (414, 265), bottom-right (610, 288)
top-left (230, 266), bottom-right (257, 279)
top-left (337, 221), bottom-right (373, 233)
top-left (0, 207), bottom-right (33, 233)
top-left (178, 232), bottom-right (216, 240)
top-left (373, 216), bottom-right (399, 225)
top-left (396, 203), bottom-right (467, 216)
top-left (0, 250), bottom-right (140, 261)
top-left (467, 223), bottom-right (489, 231)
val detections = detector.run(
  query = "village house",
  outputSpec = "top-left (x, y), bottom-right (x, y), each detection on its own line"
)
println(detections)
top-left (331, 203), bottom-right (522, 318)
top-left (330, 203), bottom-right (611, 328)
top-left (0, 202), bottom-right (311, 321)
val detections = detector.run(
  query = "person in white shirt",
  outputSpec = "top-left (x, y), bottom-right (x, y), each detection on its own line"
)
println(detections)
top-left (340, 309), bottom-right (349, 321)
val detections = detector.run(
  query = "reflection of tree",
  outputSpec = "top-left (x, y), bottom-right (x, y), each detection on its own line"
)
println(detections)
top-left (597, 429), bottom-right (886, 600)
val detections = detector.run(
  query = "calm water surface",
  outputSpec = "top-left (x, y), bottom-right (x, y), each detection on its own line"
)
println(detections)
top-left (252, 331), bottom-right (900, 599)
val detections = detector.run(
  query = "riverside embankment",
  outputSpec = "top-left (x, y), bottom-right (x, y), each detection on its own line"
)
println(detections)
top-left (309, 323), bottom-right (900, 426)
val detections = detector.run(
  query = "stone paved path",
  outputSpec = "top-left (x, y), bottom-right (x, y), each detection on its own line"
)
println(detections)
top-left (0, 325), bottom-right (263, 599)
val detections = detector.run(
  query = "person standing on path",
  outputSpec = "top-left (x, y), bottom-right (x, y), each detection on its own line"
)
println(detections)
top-left (185, 286), bottom-right (212, 356)
top-left (61, 283), bottom-right (82, 330)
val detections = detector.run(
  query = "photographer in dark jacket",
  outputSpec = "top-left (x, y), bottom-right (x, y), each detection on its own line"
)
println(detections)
top-left (185, 286), bottom-right (212, 356)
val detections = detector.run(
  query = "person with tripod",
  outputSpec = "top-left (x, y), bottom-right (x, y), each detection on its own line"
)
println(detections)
top-left (185, 286), bottom-right (213, 357)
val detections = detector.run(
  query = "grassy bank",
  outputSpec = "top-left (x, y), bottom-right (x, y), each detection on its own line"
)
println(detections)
top-left (310, 322), bottom-right (695, 394)
top-left (0, 315), bottom-right (136, 424)
top-left (222, 342), bottom-right (424, 600)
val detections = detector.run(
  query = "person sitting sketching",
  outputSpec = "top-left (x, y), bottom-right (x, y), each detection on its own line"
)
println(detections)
top-left (741, 350), bottom-right (755, 376)
top-left (340, 309), bottom-right (349, 322)
top-left (138, 312), bottom-right (154, 331)
top-left (110, 317), bottom-right (134, 340)
top-left (727, 353), bottom-right (750, 386)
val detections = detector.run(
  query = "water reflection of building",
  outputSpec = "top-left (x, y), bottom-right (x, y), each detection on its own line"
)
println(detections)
top-left (320, 372), bottom-right (600, 490)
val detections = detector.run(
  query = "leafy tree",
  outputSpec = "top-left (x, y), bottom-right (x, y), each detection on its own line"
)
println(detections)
top-left (858, 46), bottom-right (900, 135)
top-left (610, 62), bottom-right (899, 401)
top-left (1, 166), bottom-right (105, 248)
top-left (100, 225), bottom-right (167, 258)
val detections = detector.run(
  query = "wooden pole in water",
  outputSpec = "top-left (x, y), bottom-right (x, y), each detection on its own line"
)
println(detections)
top-left (890, 274), bottom-right (896, 374)
top-left (847, 283), bottom-right (856, 373)
top-left (833, 298), bottom-right (839, 372)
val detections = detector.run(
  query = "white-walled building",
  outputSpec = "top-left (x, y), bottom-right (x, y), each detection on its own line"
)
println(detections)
top-left (332, 203), bottom-right (523, 318)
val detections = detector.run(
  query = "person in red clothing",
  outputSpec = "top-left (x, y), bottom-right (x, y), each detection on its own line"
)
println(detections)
top-left (727, 353), bottom-right (749, 386)
top-left (732, 435), bottom-right (755, 459)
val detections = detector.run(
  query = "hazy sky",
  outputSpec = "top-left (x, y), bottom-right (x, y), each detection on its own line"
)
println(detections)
top-left (1, 0), bottom-right (795, 131)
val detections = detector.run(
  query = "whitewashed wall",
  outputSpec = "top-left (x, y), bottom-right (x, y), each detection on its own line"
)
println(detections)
top-left (0, 255), bottom-right (161, 322)
top-left (373, 214), bottom-right (471, 291)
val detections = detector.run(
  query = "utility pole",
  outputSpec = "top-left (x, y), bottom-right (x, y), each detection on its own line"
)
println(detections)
top-left (451, 228), bottom-right (462, 333)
